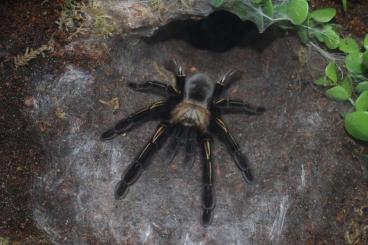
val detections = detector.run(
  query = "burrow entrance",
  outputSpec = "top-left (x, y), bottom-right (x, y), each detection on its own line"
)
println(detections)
top-left (145, 10), bottom-right (283, 52)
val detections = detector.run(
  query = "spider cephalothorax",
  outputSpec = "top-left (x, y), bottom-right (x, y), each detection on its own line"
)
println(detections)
top-left (101, 60), bottom-right (265, 226)
top-left (171, 73), bottom-right (214, 130)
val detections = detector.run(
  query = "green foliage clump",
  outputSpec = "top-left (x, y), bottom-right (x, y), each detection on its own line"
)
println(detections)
top-left (0, 237), bottom-right (10, 245)
top-left (56, 0), bottom-right (84, 32)
top-left (313, 35), bottom-right (368, 142)
top-left (210, 0), bottom-right (368, 144)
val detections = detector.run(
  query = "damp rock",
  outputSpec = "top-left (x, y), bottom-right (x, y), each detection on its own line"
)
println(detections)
top-left (98, 0), bottom-right (213, 36)
top-left (28, 1), bottom-right (368, 245)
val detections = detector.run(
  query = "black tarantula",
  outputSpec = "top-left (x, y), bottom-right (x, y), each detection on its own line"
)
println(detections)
top-left (101, 61), bottom-right (265, 226)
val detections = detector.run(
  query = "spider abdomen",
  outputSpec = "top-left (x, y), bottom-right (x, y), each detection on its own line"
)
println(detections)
top-left (170, 101), bottom-right (210, 131)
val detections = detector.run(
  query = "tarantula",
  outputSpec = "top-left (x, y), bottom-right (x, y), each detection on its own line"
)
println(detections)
top-left (101, 61), bottom-right (265, 226)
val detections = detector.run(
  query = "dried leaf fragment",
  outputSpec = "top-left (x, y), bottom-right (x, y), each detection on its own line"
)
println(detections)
top-left (39, 121), bottom-right (51, 132)
top-left (14, 44), bottom-right (52, 68)
top-left (99, 97), bottom-right (119, 110)
top-left (24, 96), bottom-right (34, 108)
top-left (55, 108), bottom-right (66, 119)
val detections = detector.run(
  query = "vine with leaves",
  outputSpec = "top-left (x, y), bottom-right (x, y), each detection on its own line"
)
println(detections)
top-left (210, 0), bottom-right (368, 148)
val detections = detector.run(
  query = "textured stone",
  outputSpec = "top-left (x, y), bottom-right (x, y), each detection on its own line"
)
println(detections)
top-left (28, 2), bottom-right (368, 244)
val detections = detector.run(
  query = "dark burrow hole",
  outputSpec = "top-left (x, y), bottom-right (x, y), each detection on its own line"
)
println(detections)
top-left (145, 10), bottom-right (283, 52)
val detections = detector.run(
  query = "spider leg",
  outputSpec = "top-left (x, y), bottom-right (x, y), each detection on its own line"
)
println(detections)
top-left (199, 133), bottom-right (215, 226)
top-left (127, 81), bottom-right (179, 97)
top-left (184, 127), bottom-right (197, 169)
top-left (210, 117), bottom-right (253, 182)
top-left (166, 125), bottom-right (197, 168)
top-left (214, 70), bottom-right (242, 97)
top-left (213, 98), bottom-right (265, 115)
top-left (164, 59), bottom-right (186, 93)
top-left (166, 124), bottom-right (184, 163)
top-left (115, 122), bottom-right (172, 199)
top-left (101, 100), bottom-right (168, 140)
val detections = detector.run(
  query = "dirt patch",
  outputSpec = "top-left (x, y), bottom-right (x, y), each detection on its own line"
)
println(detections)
top-left (0, 0), bottom-right (61, 243)
top-left (0, 0), bottom-right (109, 242)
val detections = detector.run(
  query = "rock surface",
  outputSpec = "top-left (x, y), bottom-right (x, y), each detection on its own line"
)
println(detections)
top-left (26, 1), bottom-right (367, 244)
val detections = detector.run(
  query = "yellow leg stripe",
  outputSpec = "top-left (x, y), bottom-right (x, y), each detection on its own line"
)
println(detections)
top-left (214, 98), bottom-right (225, 104)
top-left (150, 100), bottom-right (166, 109)
top-left (138, 143), bottom-right (151, 160)
top-left (152, 124), bottom-right (166, 143)
top-left (204, 140), bottom-right (211, 160)
top-left (215, 118), bottom-right (228, 133)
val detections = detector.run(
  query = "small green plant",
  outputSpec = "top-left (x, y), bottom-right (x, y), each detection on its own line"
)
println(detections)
top-left (286, 1), bottom-right (368, 142)
top-left (341, 0), bottom-right (348, 13)
top-left (210, 0), bottom-right (368, 143)
top-left (56, 1), bottom-right (116, 39)
top-left (312, 33), bottom-right (368, 142)
top-left (55, 0), bottom-right (84, 32)
top-left (87, 1), bottom-right (117, 38)
top-left (0, 237), bottom-right (10, 245)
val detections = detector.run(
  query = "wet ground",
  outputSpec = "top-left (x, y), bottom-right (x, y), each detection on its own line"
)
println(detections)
top-left (1, 0), bottom-right (368, 244)
top-left (0, 1), bottom-right (62, 243)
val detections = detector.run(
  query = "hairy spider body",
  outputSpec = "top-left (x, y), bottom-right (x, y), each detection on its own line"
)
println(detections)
top-left (171, 101), bottom-right (211, 130)
top-left (101, 61), bottom-right (265, 226)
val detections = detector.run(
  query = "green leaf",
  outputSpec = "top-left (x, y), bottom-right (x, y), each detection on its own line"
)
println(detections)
top-left (355, 91), bottom-right (368, 111)
top-left (314, 76), bottom-right (329, 86)
top-left (313, 29), bottom-right (325, 43)
top-left (231, 0), bottom-right (250, 19)
top-left (253, 7), bottom-right (265, 32)
top-left (342, 76), bottom-right (353, 98)
top-left (325, 62), bottom-right (337, 83)
top-left (273, 3), bottom-right (288, 17)
top-left (325, 85), bottom-right (350, 101)
top-left (210, 0), bottom-right (224, 8)
top-left (356, 81), bottom-right (368, 93)
top-left (344, 111), bottom-right (368, 141)
top-left (287, 0), bottom-right (309, 25)
top-left (363, 50), bottom-right (368, 69)
top-left (251, 0), bottom-right (262, 4)
top-left (341, 0), bottom-right (347, 12)
top-left (339, 37), bottom-right (360, 54)
top-left (329, 23), bottom-right (343, 33)
top-left (297, 28), bottom-right (309, 44)
top-left (310, 8), bottom-right (336, 22)
top-left (263, 0), bottom-right (273, 17)
top-left (345, 52), bottom-right (363, 74)
top-left (364, 34), bottom-right (368, 50)
top-left (322, 25), bottom-right (340, 49)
